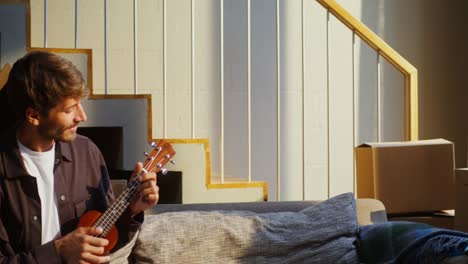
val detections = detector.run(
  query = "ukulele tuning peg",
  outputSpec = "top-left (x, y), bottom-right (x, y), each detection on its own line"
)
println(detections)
top-left (170, 160), bottom-right (175, 165)
top-left (161, 168), bottom-right (168, 175)
top-left (150, 142), bottom-right (157, 148)
top-left (144, 152), bottom-right (149, 157)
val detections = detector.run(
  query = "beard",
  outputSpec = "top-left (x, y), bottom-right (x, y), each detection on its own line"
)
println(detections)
top-left (37, 120), bottom-right (78, 142)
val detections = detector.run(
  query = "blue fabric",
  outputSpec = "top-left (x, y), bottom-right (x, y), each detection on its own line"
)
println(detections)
top-left (358, 221), bottom-right (468, 264)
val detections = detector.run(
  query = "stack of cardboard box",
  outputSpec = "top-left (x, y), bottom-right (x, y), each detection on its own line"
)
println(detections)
top-left (355, 139), bottom-right (466, 231)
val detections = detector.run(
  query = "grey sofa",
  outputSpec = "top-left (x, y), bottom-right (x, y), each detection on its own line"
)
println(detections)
top-left (108, 183), bottom-right (468, 263)
top-left (109, 193), bottom-right (388, 263)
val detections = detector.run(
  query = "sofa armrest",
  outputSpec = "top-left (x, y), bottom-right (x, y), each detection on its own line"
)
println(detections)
top-left (356, 198), bottom-right (387, 225)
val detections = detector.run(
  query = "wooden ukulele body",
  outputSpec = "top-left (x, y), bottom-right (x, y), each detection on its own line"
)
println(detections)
top-left (78, 210), bottom-right (118, 253)
top-left (76, 140), bottom-right (175, 254)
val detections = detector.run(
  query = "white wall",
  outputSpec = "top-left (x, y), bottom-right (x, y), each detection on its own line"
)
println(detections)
top-left (2, 0), bottom-right (467, 201)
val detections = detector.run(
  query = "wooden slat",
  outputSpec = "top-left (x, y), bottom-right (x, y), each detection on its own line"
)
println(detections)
top-left (106, 0), bottom-right (134, 93)
top-left (47, 0), bottom-right (74, 48)
top-left (29, 0), bottom-right (44, 47)
top-left (165, 0), bottom-right (192, 138)
top-left (76, 0), bottom-right (105, 94)
top-left (328, 15), bottom-right (354, 196)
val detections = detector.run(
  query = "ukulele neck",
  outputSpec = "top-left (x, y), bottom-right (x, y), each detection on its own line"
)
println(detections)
top-left (89, 139), bottom-right (175, 237)
top-left (92, 171), bottom-right (144, 236)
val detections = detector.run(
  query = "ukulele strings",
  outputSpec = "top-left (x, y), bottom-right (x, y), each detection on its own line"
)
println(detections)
top-left (95, 152), bottom-right (159, 234)
top-left (94, 143), bottom-right (166, 236)
top-left (94, 174), bottom-right (142, 235)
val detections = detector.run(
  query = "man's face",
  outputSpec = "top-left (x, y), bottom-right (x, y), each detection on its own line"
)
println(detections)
top-left (37, 97), bottom-right (87, 142)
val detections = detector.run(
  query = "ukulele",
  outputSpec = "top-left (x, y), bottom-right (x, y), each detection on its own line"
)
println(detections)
top-left (77, 140), bottom-right (176, 253)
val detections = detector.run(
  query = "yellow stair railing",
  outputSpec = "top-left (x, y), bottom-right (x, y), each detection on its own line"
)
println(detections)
top-left (317, 0), bottom-right (418, 140)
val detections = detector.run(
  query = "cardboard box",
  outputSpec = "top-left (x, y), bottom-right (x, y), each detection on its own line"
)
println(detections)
top-left (455, 169), bottom-right (468, 232)
top-left (355, 139), bottom-right (455, 214)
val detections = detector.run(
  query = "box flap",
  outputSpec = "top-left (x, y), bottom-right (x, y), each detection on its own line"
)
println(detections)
top-left (357, 138), bottom-right (451, 148)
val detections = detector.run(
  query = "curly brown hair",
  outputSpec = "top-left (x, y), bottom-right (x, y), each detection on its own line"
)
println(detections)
top-left (5, 51), bottom-right (88, 120)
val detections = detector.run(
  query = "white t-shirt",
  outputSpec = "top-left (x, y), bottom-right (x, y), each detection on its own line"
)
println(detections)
top-left (18, 141), bottom-right (61, 245)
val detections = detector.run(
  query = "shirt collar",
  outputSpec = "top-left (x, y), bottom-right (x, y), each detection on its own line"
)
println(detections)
top-left (56, 140), bottom-right (72, 163)
top-left (0, 125), bottom-right (72, 179)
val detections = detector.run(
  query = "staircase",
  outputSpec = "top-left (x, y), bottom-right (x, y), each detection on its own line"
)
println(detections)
top-left (0, 0), bottom-right (417, 203)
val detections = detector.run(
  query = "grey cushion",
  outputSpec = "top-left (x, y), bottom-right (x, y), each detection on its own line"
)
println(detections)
top-left (132, 193), bottom-right (359, 263)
